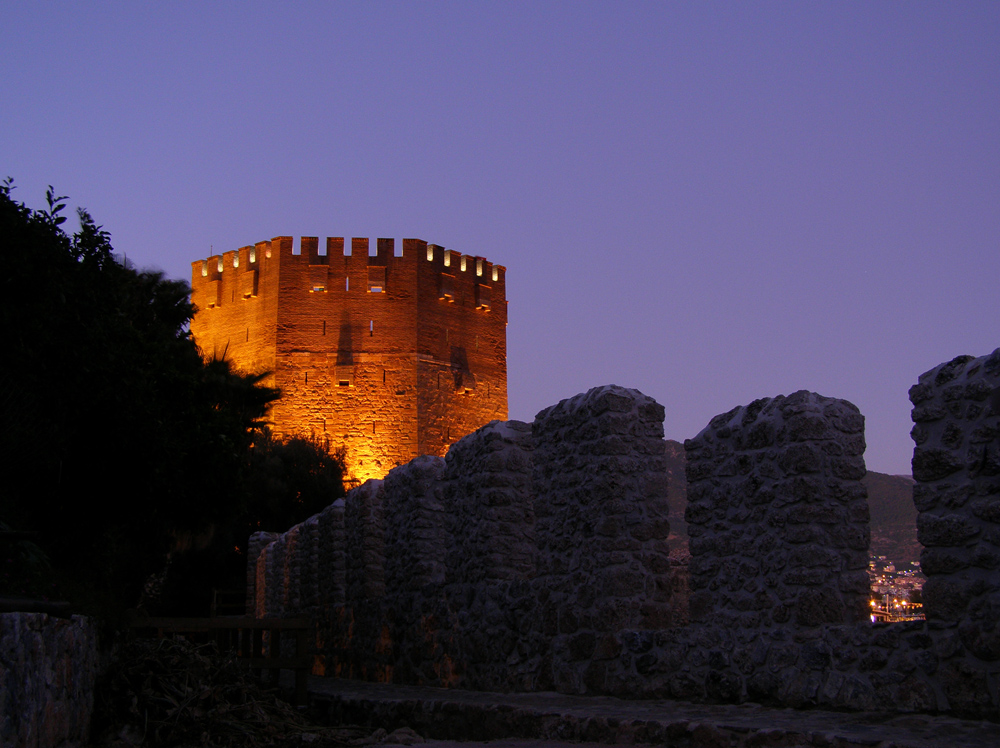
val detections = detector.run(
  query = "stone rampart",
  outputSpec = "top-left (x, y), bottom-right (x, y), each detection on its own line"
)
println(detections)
top-left (0, 613), bottom-right (98, 748)
top-left (685, 391), bottom-right (870, 629)
top-left (531, 387), bottom-right (672, 693)
top-left (251, 385), bottom-right (670, 693)
top-left (251, 350), bottom-right (1000, 720)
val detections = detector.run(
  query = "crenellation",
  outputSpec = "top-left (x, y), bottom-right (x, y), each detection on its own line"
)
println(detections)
top-left (375, 237), bottom-right (393, 261)
top-left (302, 236), bottom-right (322, 264)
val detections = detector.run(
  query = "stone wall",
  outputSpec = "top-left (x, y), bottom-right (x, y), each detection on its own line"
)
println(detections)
top-left (0, 613), bottom-right (98, 748)
top-left (910, 350), bottom-right (1000, 653)
top-left (250, 385), bottom-right (670, 693)
top-left (685, 392), bottom-right (870, 629)
top-left (531, 387), bottom-right (672, 693)
top-left (251, 350), bottom-right (1000, 720)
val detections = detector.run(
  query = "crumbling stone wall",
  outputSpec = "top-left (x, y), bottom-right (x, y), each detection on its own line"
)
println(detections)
top-left (531, 386), bottom-right (672, 693)
top-left (443, 420), bottom-right (535, 585)
top-left (910, 350), bottom-right (1000, 665)
top-left (684, 392), bottom-right (870, 629)
top-left (0, 613), bottom-right (98, 748)
top-left (253, 385), bottom-right (670, 693)
top-left (251, 352), bottom-right (1000, 719)
top-left (438, 420), bottom-right (538, 690)
top-left (383, 456), bottom-right (448, 593)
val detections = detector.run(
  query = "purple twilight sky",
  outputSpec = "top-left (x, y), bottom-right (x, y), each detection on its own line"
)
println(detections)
top-left (2, 2), bottom-right (997, 476)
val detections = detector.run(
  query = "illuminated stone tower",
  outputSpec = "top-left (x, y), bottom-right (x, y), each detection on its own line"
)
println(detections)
top-left (190, 236), bottom-right (507, 482)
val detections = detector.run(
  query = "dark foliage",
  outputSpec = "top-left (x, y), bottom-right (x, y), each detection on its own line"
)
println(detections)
top-left (243, 431), bottom-right (347, 534)
top-left (0, 181), bottom-right (280, 614)
top-left (92, 637), bottom-right (373, 747)
top-left (150, 432), bottom-right (346, 616)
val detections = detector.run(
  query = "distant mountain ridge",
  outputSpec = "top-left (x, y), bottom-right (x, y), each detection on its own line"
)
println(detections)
top-left (663, 439), bottom-right (919, 564)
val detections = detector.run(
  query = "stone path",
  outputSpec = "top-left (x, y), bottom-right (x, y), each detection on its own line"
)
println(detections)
top-left (306, 677), bottom-right (999, 748)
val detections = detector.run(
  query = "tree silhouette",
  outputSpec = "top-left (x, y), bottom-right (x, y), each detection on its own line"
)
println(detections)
top-left (0, 180), bottom-right (279, 614)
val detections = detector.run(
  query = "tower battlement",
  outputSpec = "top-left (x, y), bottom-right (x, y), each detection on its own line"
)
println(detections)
top-left (190, 236), bottom-right (508, 482)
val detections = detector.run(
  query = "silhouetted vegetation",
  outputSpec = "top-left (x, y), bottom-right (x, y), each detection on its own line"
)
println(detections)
top-left (149, 431), bottom-right (346, 615)
top-left (0, 181), bottom-right (344, 616)
top-left (92, 637), bottom-right (373, 746)
top-left (243, 432), bottom-right (347, 534)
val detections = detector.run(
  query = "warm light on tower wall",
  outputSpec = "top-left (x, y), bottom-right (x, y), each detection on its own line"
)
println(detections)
top-left (190, 236), bottom-right (508, 483)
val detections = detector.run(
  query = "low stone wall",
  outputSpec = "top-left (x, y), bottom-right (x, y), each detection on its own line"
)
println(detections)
top-left (685, 391), bottom-right (870, 629)
top-left (910, 350), bottom-right (1000, 636)
top-left (251, 350), bottom-right (1000, 720)
top-left (251, 385), bottom-right (669, 693)
top-left (0, 612), bottom-right (99, 748)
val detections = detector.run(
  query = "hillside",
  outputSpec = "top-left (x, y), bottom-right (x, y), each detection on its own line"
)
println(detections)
top-left (663, 439), bottom-right (919, 564)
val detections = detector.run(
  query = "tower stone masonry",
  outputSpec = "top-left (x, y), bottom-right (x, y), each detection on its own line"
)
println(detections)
top-left (190, 236), bottom-right (507, 482)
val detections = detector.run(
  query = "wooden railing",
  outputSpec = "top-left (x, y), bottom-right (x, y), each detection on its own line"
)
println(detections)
top-left (128, 615), bottom-right (313, 705)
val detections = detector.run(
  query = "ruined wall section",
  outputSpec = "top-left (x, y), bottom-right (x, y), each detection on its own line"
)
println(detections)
top-left (443, 420), bottom-right (536, 584)
top-left (613, 379), bottom-right (999, 718)
top-left (252, 387), bottom-right (675, 693)
top-left (531, 386), bottom-right (672, 694)
top-left (343, 480), bottom-right (386, 604)
top-left (251, 367), bottom-right (1000, 719)
top-left (378, 456), bottom-right (456, 685)
top-left (684, 392), bottom-right (871, 630)
top-left (439, 420), bottom-right (539, 691)
top-left (909, 349), bottom-right (1000, 648)
top-left (383, 456), bottom-right (449, 593)
top-left (0, 613), bottom-right (99, 748)
top-left (247, 530), bottom-right (280, 616)
top-left (316, 499), bottom-right (347, 610)
top-left (255, 534), bottom-right (285, 619)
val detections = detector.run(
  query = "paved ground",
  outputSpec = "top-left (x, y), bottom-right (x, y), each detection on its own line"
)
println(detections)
top-left (304, 677), bottom-right (999, 748)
